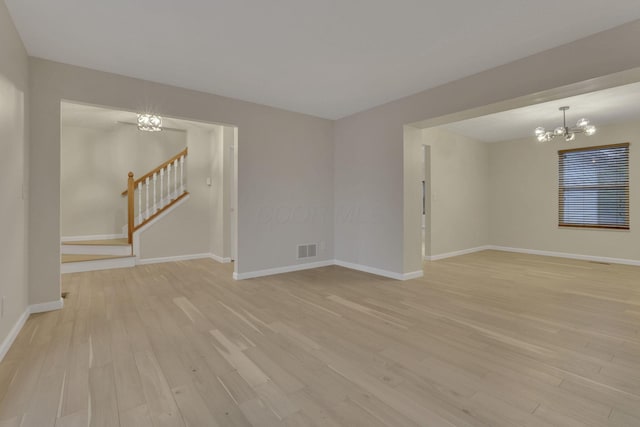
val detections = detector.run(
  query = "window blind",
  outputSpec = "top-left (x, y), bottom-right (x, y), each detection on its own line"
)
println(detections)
top-left (558, 143), bottom-right (629, 230)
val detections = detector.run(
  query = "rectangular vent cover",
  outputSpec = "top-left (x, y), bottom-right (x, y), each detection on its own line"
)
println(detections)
top-left (297, 243), bottom-right (317, 259)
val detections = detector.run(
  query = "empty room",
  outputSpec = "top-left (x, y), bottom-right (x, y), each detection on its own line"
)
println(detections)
top-left (1, 1), bottom-right (640, 426)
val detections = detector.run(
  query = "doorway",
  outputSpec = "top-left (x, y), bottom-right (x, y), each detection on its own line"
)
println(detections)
top-left (422, 145), bottom-right (431, 259)
top-left (59, 101), bottom-right (238, 276)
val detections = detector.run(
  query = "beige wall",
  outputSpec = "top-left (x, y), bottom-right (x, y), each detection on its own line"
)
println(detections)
top-left (489, 120), bottom-right (640, 261)
top-left (404, 126), bottom-right (489, 269)
top-left (209, 126), bottom-right (234, 259)
top-left (423, 128), bottom-right (490, 256)
top-left (61, 118), bottom-right (234, 261)
top-left (338, 20), bottom-right (640, 277)
top-left (11, 9), bottom-right (640, 310)
top-left (402, 126), bottom-right (424, 273)
top-left (0, 0), bottom-right (29, 349)
top-left (61, 125), bottom-right (186, 237)
top-left (138, 127), bottom-right (224, 260)
top-left (28, 58), bottom-right (335, 304)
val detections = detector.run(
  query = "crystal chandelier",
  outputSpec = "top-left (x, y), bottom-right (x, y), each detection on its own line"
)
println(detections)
top-left (535, 106), bottom-right (596, 142)
top-left (137, 114), bottom-right (163, 132)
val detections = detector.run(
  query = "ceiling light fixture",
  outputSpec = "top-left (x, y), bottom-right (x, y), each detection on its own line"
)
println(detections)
top-left (137, 113), bottom-right (163, 132)
top-left (534, 106), bottom-right (596, 142)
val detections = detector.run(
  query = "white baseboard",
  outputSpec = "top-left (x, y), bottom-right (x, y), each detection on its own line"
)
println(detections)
top-left (425, 245), bottom-right (492, 261)
top-left (1, 298), bottom-right (64, 363)
top-left (334, 260), bottom-right (422, 281)
top-left (210, 254), bottom-right (232, 263)
top-left (402, 270), bottom-right (425, 280)
top-left (233, 260), bottom-right (334, 280)
top-left (0, 310), bottom-right (29, 363)
top-left (30, 298), bottom-right (64, 314)
top-left (488, 245), bottom-right (640, 267)
top-left (61, 251), bottom-right (225, 273)
top-left (137, 253), bottom-right (213, 265)
top-left (61, 233), bottom-right (126, 242)
top-left (423, 244), bottom-right (640, 267)
top-left (234, 259), bottom-right (424, 281)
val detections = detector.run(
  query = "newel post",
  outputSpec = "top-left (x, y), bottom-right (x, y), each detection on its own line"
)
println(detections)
top-left (127, 172), bottom-right (135, 244)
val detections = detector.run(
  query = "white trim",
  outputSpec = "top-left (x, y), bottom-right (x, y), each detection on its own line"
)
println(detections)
top-left (334, 260), bottom-right (421, 281)
top-left (61, 233), bottom-right (125, 242)
top-left (0, 310), bottom-right (29, 363)
top-left (425, 245), bottom-right (492, 261)
top-left (61, 256), bottom-right (136, 273)
top-left (234, 259), bottom-right (424, 281)
top-left (233, 260), bottom-right (334, 280)
top-left (30, 298), bottom-right (64, 314)
top-left (137, 253), bottom-right (213, 265)
top-left (133, 190), bottom-right (184, 225)
top-left (0, 298), bottom-right (64, 363)
top-left (61, 244), bottom-right (131, 256)
top-left (402, 270), bottom-right (424, 280)
top-left (422, 245), bottom-right (640, 267)
top-left (488, 246), bottom-right (640, 267)
top-left (210, 254), bottom-right (232, 263)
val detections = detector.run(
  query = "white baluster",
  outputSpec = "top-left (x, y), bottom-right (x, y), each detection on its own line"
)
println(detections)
top-left (138, 181), bottom-right (142, 224)
top-left (160, 168), bottom-right (164, 209)
top-left (167, 163), bottom-right (172, 201)
top-left (174, 159), bottom-right (178, 196)
top-left (180, 155), bottom-right (184, 193)
top-left (145, 177), bottom-right (150, 219)
top-left (153, 172), bottom-right (157, 214)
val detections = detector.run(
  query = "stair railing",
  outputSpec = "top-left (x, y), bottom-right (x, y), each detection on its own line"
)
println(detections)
top-left (122, 148), bottom-right (189, 243)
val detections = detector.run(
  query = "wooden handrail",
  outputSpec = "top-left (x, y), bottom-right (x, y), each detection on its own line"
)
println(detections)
top-left (127, 172), bottom-right (134, 244)
top-left (122, 147), bottom-right (188, 195)
top-left (123, 147), bottom-right (189, 244)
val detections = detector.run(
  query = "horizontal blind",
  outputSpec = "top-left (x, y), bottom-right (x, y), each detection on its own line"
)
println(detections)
top-left (558, 143), bottom-right (629, 229)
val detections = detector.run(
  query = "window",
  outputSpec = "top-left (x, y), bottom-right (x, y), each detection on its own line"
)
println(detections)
top-left (558, 143), bottom-right (629, 230)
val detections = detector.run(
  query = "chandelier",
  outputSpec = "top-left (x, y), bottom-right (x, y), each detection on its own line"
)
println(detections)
top-left (535, 106), bottom-right (596, 142)
top-left (137, 114), bottom-right (163, 132)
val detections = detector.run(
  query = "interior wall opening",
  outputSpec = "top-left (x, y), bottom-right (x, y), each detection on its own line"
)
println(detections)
top-left (404, 78), bottom-right (640, 273)
top-left (59, 101), bottom-right (238, 276)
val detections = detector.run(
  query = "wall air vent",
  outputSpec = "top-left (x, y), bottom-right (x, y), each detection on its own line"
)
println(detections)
top-left (297, 243), bottom-right (317, 259)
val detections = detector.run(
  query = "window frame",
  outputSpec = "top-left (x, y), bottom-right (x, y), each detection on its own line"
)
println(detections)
top-left (558, 142), bottom-right (630, 230)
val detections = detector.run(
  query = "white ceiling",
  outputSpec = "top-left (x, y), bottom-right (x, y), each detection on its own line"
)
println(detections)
top-left (61, 102), bottom-right (223, 132)
top-left (442, 81), bottom-right (640, 142)
top-left (7, 1), bottom-right (640, 119)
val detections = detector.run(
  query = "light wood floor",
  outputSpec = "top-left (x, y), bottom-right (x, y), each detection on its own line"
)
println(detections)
top-left (1, 251), bottom-right (640, 426)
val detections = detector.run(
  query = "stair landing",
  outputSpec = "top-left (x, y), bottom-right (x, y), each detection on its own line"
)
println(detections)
top-left (61, 254), bottom-right (133, 263)
top-left (62, 238), bottom-right (129, 246)
top-left (61, 238), bottom-right (135, 273)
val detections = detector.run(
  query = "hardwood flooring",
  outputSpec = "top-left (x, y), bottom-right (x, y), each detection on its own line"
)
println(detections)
top-left (1, 250), bottom-right (640, 426)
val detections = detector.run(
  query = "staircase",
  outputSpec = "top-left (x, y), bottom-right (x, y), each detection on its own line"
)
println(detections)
top-left (61, 238), bottom-right (135, 273)
top-left (61, 148), bottom-right (189, 273)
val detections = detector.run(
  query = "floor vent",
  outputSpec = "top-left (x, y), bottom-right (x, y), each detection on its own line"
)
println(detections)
top-left (297, 243), bottom-right (317, 259)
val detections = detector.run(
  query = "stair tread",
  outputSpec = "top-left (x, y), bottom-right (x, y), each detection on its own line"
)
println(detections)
top-left (61, 254), bottom-right (135, 263)
top-left (62, 238), bottom-right (129, 246)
